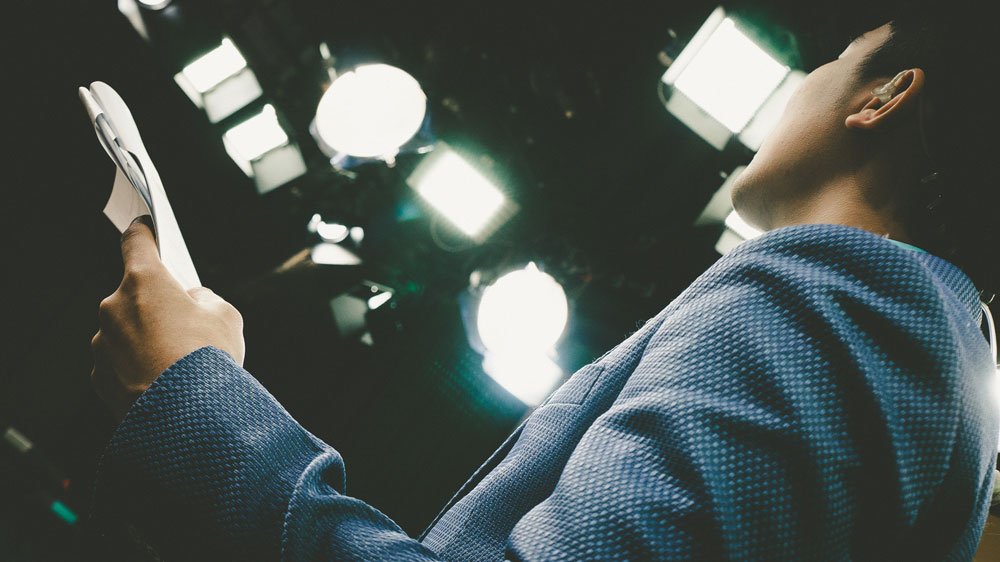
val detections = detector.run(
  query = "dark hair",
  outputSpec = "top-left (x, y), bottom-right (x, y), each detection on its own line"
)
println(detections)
top-left (856, 4), bottom-right (998, 294)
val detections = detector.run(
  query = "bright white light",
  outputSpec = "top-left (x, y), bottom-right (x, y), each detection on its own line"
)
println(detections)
top-left (317, 222), bottom-right (349, 243)
top-left (368, 292), bottom-right (393, 310)
top-left (739, 70), bottom-right (805, 151)
top-left (315, 64), bottom-right (427, 159)
top-left (482, 352), bottom-right (563, 406)
top-left (724, 210), bottom-right (763, 240)
top-left (182, 38), bottom-right (248, 93)
top-left (672, 18), bottom-right (789, 133)
top-left (311, 243), bottom-right (362, 266)
top-left (350, 226), bottom-right (365, 244)
top-left (476, 263), bottom-right (569, 406)
top-left (477, 263), bottom-right (568, 356)
top-left (138, 0), bottom-right (171, 9)
top-left (411, 149), bottom-right (507, 238)
top-left (223, 105), bottom-right (288, 162)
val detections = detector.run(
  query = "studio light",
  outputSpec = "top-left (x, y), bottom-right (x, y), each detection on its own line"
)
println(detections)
top-left (476, 263), bottom-right (568, 405)
top-left (118, 1), bottom-right (146, 41)
top-left (694, 165), bottom-right (747, 227)
top-left (716, 209), bottom-right (763, 255)
top-left (329, 282), bottom-right (394, 345)
top-left (173, 38), bottom-right (263, 123)
top-left (224, 104), bottom-right (288, 163)
top-left (738, 70), bottom-right (805, 151)
top-left (314, 64), bottom-right (427, 160)
top-left (350, 227), bottom-right (365, 244)
top-left (137, 0), bottom-right (171, 10)
top-left (724, 209), bottom-right (763, 240)
top-left (368, 291), bottom-right (393, 310)
top-left (660, 7), bottom-right (794, 150)
top-left (407, 143), bottom-right (516, 242)
top-left (223, 104), bottom-right (306, 193)
top-left (181, 38), bottom-right (248, 93)
top-left (307, 214), bottom-right (363, 265)
top-left (308, 214), bottom-right (350, 243)
top-left (482, 353), bottom-right (563, 406)
top-left (672, 18), bottom-right (787, 132)
top-left (477, 263), bottom-right (568, 356)
top-left (311, 243), bottom-right (362, 266)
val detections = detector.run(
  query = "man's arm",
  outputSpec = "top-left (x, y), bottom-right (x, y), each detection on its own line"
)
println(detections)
top-left (94, 346), bottom-right (441, 561)
top-left (92, 217), bottom-right (442, 561)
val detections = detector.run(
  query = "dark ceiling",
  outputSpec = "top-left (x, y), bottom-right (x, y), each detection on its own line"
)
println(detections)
top-left (1, 1), bottom-right (892, 559)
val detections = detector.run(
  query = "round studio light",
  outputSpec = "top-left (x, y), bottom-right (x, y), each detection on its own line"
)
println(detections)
top-left (314, 64), bottom-right (427, 159)
top-left (476, 263), bottom-right (568, 356)
top-left (138, 0), bottom-right (172, 10)
top-left (482, 352), bottom-right (563, 406)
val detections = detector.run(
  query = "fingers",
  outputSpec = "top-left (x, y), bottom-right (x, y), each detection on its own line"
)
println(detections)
top-left (120, 216), bottom-right (160, 273)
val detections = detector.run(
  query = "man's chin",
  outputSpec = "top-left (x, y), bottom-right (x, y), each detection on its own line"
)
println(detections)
top-left (729, 170), bottom-right (770, 231)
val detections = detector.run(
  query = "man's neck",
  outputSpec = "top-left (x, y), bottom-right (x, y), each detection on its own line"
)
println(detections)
top-left (766, 176), bottom-right (916, 245)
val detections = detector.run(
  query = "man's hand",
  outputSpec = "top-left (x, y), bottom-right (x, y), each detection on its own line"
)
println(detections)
top-left (92, 216), bottom-right (245, 422)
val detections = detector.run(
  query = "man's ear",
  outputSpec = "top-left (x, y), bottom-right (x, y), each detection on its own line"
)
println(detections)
top-left (845, 68), bottom-right (926, 131)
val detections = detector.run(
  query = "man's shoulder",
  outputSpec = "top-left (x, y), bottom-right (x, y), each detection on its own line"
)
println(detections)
top-left (710, 223), bottom-right (978, 319)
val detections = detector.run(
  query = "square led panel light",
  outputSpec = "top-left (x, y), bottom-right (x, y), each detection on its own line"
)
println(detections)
top-left (407, 144), bottom-right (516, 241)
top-left (716, 210), bottom-right (764, 255)
top-left (672, 18), bottom-right (789, 133)
top-left (223, 104), bottom-right (289, 164)
top-left (182, 38), bottom-right (248, 93)
top-left (738, 70), bottom-right (806, 151)
top-left (724, 209), bottom-right (763, 240)
top-left (174, 37), bottom-right (262, 122)
top-left (673, 18), bottom-right (788, 133)
top-left (662, 7), bottom-right (790, 137)
top-left (223, 105), bottom-right (304, 192)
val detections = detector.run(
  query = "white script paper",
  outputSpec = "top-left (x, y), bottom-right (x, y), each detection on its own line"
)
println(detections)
top-left (79, 81), bottom-right (201, 290)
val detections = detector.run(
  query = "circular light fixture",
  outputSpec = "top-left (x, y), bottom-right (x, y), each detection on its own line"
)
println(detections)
top-left (477, 263), bottom-right (568, 356)
top-left (137, 0), bottom-right (172, 9)
top-left (314, 64), bottom-right (427, 159)
top-left (482, 352), bottom-right (562, 406)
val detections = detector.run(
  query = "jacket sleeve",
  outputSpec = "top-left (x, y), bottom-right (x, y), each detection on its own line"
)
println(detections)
top-left (93, 346), bottom-right (442, 562)
top-left (504, 243), bottom-right (998, 561)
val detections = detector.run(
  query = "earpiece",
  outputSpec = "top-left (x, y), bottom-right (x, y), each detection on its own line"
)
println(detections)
top-left (871, 70), bottom-right (912, 104)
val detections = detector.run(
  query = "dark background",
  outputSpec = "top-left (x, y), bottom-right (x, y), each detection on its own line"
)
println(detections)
top-left (0, 1), bottom-right (889, 559)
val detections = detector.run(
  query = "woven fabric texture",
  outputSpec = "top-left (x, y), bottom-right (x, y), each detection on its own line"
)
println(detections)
top-left (93, 224), bottom-right (999, 561)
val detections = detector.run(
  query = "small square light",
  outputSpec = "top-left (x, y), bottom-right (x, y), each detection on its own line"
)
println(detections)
top-left (724, 210), bottom-right (763, 240)
top-left (672, 18), bottom-right (789, 133)
top-left (716, 210), bottom-right (763, 255)
top-left (174, 38), bottom-right (262, 123)
top-left (738, 70), bottom-right (806, 151)
top-left (182, 38), bottom-right (248, 93)
top-left (223, 104), bottom-right (289, 163)
top-left (408, 145), bottom-right (514, 240)
top-left (222, 105), bottom-right (304, 193)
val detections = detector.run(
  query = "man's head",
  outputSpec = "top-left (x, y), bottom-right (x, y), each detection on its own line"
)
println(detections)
top-left (731, 4), bottom-right (997, 289)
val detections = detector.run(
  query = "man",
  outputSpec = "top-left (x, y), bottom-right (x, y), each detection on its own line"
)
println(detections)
top-left (90, 7), bottom-right (999, 562)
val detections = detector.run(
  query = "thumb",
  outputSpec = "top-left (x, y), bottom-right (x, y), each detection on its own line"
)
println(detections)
top-left (121, 215), bottom-right (161, 271)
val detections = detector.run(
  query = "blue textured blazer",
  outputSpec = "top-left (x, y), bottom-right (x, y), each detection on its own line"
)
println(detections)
top-left (93, 224), bottom-right (999, 561)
